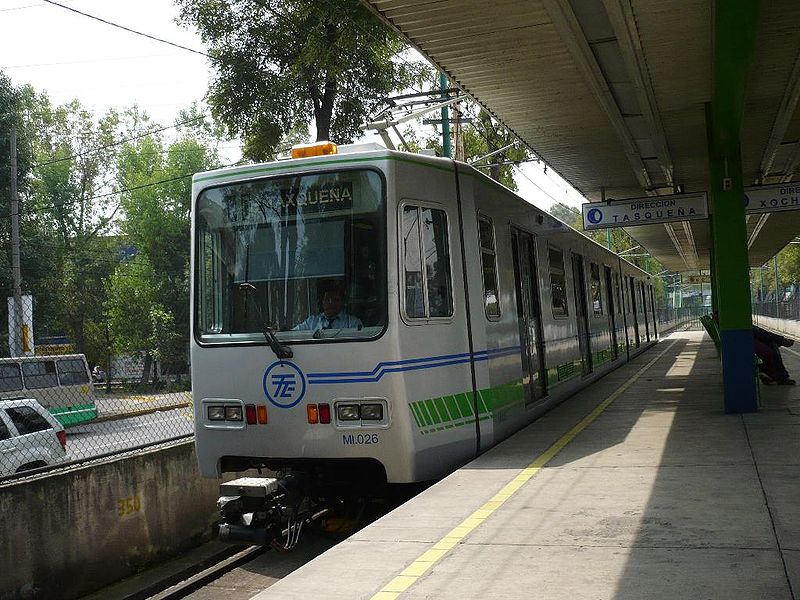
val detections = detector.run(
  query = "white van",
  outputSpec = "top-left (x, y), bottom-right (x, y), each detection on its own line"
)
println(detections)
top-left (0, 398), bottom-right (67, 476)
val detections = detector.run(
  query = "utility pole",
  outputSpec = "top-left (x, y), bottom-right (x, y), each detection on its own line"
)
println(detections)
top-left (439, 72), bottom-right (451, 158)
top-left (9, 126), bottom-right (23, 357)
top-left (774, 254), bottom-right (780, 316)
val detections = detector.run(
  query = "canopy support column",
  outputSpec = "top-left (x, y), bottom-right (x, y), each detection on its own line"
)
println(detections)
top-left (706, 0), bottom-right (760, 413)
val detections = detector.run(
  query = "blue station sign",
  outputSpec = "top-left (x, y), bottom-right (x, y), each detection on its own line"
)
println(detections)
top-left (744, 183), bottom-right (800, 214)
top-left (582, 192), bottom-right (708, 230)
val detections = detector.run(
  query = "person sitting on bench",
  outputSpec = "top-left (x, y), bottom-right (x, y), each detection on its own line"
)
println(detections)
top-left (711, 312), bottom-right (795, 385)
top-left (753, 325), bottom-right (795, 386)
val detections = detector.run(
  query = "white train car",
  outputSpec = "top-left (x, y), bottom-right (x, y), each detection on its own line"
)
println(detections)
top-left (190, 142), bottom-right (659, 543)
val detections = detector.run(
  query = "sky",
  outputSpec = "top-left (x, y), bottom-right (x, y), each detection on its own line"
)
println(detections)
top-left (0, 0), bottom-right (587, 212)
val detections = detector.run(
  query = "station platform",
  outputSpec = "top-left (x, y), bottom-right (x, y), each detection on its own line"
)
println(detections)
top-left (254, 330), bottom-right (800, 599)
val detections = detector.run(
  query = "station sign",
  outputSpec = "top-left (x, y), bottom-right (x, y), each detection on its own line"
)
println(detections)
top-left (582, 192), bottom-right (708, 230)
top-left (683, 274), bottom-right (710, 284)
top-left (744, 183), bottom-right (800, 214)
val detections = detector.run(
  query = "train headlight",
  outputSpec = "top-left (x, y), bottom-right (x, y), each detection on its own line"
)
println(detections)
top-left (360, 403), bottom-right (383, 421)
top-left (337, 404), bottom-right (360, 421)
top-left (225, 406), bottom-right (243, 421)
top-left (208, 406), bottom-right (225, 421)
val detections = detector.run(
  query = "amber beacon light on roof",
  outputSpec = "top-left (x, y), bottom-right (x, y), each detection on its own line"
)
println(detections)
top-left (290, 141), bottom-right (338, 159)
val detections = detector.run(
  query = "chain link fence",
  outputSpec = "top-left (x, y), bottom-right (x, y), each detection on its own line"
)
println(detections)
top-left (753, 297), bottom-right (800, 321)
top-left (0, 301), bottom-right (192, 482)
top-left (657, 306), bottom-right (706, 332)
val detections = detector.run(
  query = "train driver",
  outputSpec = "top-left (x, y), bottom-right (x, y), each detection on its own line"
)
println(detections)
top-left (293, 280), bottom-right (363, 332)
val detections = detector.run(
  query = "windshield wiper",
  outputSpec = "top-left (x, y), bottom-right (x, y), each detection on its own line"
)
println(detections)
top-left (237, 282), bottom-right (293, 359)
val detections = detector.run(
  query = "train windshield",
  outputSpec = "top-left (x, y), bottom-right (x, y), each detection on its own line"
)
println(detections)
top-left (195, 168), bottom-right (385, 344)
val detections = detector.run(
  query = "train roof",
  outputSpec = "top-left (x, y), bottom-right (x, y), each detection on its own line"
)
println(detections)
top-left (193, 145), bottom-right (649, 277)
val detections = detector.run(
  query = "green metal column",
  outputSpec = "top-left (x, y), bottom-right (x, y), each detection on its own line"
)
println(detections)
top-left (708, 214), bottom-right (719, 314)
top-left (440, 72), bottom-right (451, 159)
top-left (706, 0), bottom-right (760, 413)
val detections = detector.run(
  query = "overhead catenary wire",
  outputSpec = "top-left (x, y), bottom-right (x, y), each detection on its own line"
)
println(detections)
top-left (2, 157), bottom-right (249, 220)
top-left (39, 0), bottom-right (212, 58)
top-left (31, 113), bottom-right (214, 169)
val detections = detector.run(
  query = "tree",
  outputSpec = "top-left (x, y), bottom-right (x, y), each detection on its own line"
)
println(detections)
top-left (176, 0), bottom-right (428, 160)
top-left (549, 202), bottom-right (581, 226)
top-left (108, 117), bottom-right (221, 381)
top-left (25, 99), bottom-right (126, 355)
top-left (462, 109), bottom-right (530, 190)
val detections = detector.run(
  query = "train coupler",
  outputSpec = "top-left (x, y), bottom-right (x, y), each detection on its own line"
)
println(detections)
top-left (215, 474), bottom-right (323, 549)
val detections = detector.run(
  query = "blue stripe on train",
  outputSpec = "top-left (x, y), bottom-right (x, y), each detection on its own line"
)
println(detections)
top-left (307, 345), bottom-right (520, 384)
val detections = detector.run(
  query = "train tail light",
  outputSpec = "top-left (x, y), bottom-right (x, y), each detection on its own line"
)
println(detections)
top-left (56, 430), bottom-right (67, 450)
top-left (257, 405), bottom-right (268, 424)
top-left (319, 403), bottom-right (331, 424)
top-left (245, 404), bottom-right (257, 424)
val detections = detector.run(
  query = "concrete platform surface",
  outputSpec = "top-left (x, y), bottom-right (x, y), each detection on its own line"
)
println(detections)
top-left (252, 330), bottom-right (800, 600)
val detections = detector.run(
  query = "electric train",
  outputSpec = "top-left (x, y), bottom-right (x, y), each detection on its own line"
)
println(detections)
top-left (190, 142), bottom-right (660, 544)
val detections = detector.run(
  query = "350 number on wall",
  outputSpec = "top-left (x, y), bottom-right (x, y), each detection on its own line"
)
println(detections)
top-left (117, 495), bottom-right (142, 516)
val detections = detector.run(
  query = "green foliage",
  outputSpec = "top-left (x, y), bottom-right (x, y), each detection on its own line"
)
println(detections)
top-left (176, 0), bottom-right (428, 160)
top-left (779, 244), bottom-right (800, 287)
top-left (149, 307), bottom-right (180, 365)
top-left (549, 202), bottom-right (581, 227)
top-left (107, 118), bottom-right (219, 371)
top-left (105, 255), bottom-right (159, 355)
top-left (463, 110), bottom-right (529, 190)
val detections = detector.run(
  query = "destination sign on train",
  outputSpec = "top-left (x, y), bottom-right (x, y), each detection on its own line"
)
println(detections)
top-left (226, 181), bottom-right (354, 222)
top-left (582, 192), bottom-right (708, 230)
top-left (744, 183), bottom-right (800, 214)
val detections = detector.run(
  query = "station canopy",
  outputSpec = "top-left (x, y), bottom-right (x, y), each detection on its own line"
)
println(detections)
top-left (362, 0), bottom-right (800, 272)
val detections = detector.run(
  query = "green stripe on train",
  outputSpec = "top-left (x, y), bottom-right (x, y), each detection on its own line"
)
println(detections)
top-left (409, 379), bottom-right (525, 436)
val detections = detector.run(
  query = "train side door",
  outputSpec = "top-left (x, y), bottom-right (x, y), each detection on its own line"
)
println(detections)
top-left (571, 253), bottom-right (592, 375)
top-left (629, 277), bottom-right (640, 347)
top-left (640, 282), bottom-right (651, 342)
top-left (604, 266), bottom-right (618, 360)
top-left (511, 230), bottom-right (546, 405)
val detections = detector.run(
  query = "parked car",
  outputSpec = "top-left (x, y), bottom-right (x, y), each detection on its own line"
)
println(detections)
top-left (0, 398), bottom-right (67, 477)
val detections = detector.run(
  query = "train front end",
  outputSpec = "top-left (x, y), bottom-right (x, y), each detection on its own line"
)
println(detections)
top-left (190, 147), bottom-right (421, 543)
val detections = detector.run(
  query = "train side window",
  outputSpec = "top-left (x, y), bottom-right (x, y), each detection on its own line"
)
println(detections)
top-left (478, 215), bottom-right (500, 319)
top-left (614, 273), bottom-right (622, 315)
top-left (199, 230), bottom-right (222, 333)
top-left (548, 247), bottom-right (568, 318)
top-left (401, 204), bottom-right (453, 320)
top-left (590, 263), bottom-right (602, 315)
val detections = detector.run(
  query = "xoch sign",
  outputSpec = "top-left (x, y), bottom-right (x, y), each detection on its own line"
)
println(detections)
top-left (744, 183), bottom-right (800, 214)
top-left (582, 192), bottom-right (709, 230)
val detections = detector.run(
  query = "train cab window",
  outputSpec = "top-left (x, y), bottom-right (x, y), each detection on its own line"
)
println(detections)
top-left (195, 168), bottom-right (387, 343)
top-left (590, 263), bottom-right (602, 315)
top-left (478, 216), bottom-right (500, 319)
top-left (548, 247), bottom-right (568, 317)
top-left (402, 205), bottom-right (454, 320)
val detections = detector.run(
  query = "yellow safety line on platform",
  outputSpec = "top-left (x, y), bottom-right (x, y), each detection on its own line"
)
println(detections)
top-left (370, 338), bottom-right (681, 600)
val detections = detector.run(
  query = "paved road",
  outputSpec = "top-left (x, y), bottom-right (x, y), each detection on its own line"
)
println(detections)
top-left (95, 391), bottom-right (191, 418)
top-left (64, 406), bottom-right (194, 461)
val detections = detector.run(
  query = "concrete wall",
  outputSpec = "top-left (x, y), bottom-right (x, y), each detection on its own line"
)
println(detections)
top-left (0, 441), bottom-right (221, 600)
top-left (752, 315), bottom-right (800, 340)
